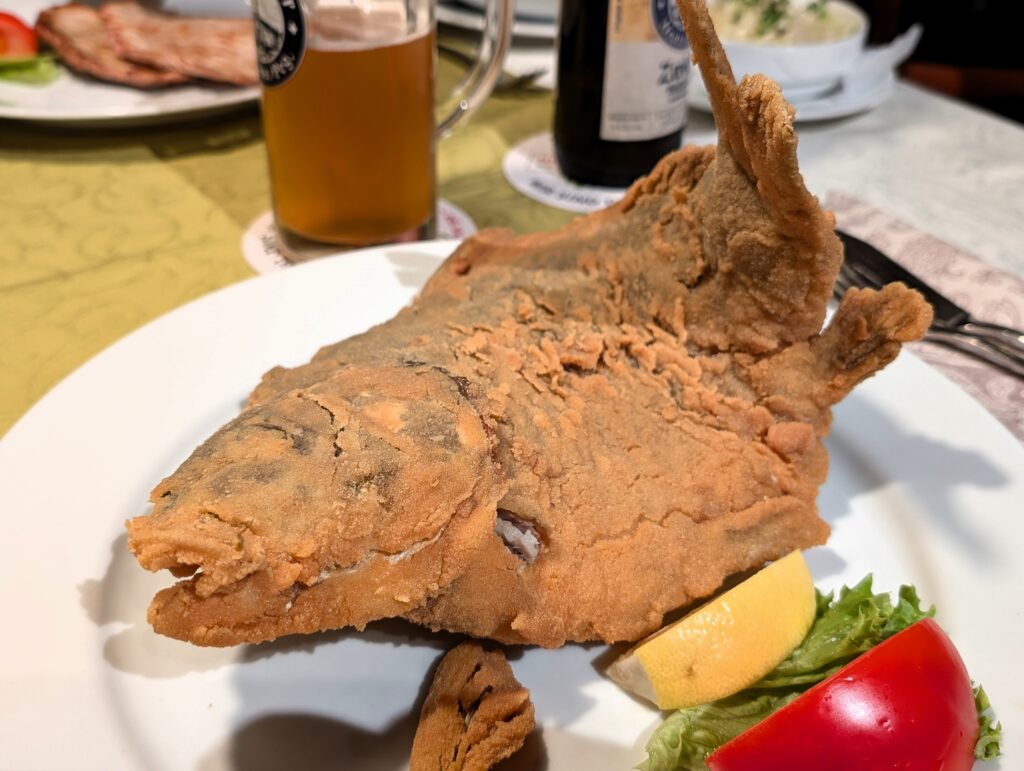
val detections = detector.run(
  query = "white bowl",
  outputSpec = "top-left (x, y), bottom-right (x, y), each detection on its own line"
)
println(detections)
top-left (717, 1), bottom-right (869, 100)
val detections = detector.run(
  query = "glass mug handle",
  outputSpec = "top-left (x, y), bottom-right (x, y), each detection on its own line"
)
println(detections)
top-left (435, 0), bottom-right (515, 136)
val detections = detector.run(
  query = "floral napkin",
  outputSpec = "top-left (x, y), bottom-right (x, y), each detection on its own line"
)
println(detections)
top-left (827, 193), bottom-right (1024, 442)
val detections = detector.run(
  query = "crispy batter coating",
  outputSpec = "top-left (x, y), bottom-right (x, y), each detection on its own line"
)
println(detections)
top-left (126, 0), bottom-right (932, 647)
top-left (129, 366), bottom-right (502, 645)
top-left (410, 643), bottom-right (534, 771)
top-left (35, 3), bottom-right (189, 88)
top-left (100, 2), bottom-right (257, 86)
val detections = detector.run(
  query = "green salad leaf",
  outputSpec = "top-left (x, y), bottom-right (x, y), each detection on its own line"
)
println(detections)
top-left (759, 580), bottom-right (934, 687)
top-left (807, 0), bottom-right (830, 18)
top-left (974, 686), bottom-right (1002, 760)
top-left (0, 55), bottom-right (60, 85)
top-left (727, 0), bottom-right (834, 36)
top-left (639, 576), bottom-right (935, 771)
top-left (640, 693), bottom-right (800, 771)
top-left (756, 1), bottom-right (789, 36)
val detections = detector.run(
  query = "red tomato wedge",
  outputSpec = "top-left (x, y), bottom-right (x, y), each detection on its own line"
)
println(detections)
top-left (0, 13), bottom-right (37, 58)
top-left (707, 619), bottom-right (979, 771)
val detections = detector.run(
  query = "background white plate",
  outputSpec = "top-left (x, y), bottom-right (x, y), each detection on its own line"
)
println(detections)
top-left (1, 241), bottom-right (1021, 769)
top-left (459, 0), bottom-right (558, 21)
top-left (438, 0), bottom-right (557, 40)
top-left (688, 66), bottom-right (896, 122)
top-left (0, 0), bottom-right (258, 127)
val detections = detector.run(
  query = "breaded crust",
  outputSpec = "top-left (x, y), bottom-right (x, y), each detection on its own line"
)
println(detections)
top-left (410, 643), bottom-right (534, 771)
top-left (100, 2), bottom-right (258, 86)
top-left (126, 0), bottom-right (932, 648)
top-left (128, 366), bottom-right (504, 645)
top-left (36, 3), bottom-right (188, 88)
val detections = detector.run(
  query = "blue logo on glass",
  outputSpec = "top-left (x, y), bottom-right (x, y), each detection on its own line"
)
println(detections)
top-left (651, 0), bottom-right (688, 50)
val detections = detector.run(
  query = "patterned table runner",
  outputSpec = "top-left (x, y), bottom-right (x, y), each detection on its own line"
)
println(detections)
top-left (829, 192), bottom-right (1024, 441)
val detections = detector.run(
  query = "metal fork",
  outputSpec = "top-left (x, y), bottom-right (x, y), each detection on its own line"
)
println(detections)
top-left (832, 257), bottom-right (1024, 379)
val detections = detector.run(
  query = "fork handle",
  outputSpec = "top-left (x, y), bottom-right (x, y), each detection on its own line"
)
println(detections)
top-left (927, 329), bottom-right (1024, 379)
top-left (959, 321), bottom-right (1024, 359)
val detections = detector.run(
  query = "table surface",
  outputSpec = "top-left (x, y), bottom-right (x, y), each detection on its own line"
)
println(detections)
top-left (2, 64), bottom-right (1023, 436)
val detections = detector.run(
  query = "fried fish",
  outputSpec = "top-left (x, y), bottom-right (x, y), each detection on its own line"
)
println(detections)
top-left (410, 643), bottom-right (534, 771)
top-left (126, 0), bottom-right (932, 648)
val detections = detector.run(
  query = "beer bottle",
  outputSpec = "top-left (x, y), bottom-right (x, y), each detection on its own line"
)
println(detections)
top-left (554, 0), bottom-right (691, 187)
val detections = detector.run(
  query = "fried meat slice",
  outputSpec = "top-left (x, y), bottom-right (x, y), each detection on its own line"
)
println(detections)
top-left (36, 3), bottom-right (188, 88)
top-left (410, 643), bottom-right (534, 771)
top-left (100, 1), bottom-right (257, 86)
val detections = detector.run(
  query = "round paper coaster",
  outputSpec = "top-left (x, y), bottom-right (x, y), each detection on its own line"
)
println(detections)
top-left (503, 132), bottom-right (628, 213)
top-left (242, 199), bottom-right (477, 275)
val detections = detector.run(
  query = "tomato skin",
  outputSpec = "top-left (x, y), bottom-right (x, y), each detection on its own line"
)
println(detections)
top-left (0, 12), bottom-right (37, 58)
top-left (707, 620), bottom-right (978, 771)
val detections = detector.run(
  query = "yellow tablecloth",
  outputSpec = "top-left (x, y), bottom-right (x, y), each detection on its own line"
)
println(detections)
top-left (0, 63), bottom-right (573, 435)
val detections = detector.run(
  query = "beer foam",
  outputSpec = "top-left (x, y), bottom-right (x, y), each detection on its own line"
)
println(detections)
top-left (308, 0), bottom-right (431, 50)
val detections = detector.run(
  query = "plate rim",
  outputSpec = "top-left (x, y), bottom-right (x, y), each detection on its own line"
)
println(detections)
top-left (2, 239), bottom-right (1022, 768)
top-left (4, 239), bottom-right (462, 440)
top-left (437, 1), bottom-right (558, 40)
top-left (457, 0), bottom-right (558, 22)
top-left (0, 79), bottom-right (260, 126)
top-left (688, 68), bottom-right (896, 122)
top-left (0, 0), bottom-right (259, 127)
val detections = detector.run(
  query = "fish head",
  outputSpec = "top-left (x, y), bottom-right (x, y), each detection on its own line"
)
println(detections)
top-left (126, 364), bottom-right (503, 646)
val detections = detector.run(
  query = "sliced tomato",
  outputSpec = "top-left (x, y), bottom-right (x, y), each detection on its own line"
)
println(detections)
top-left (0, 12), bottom-right (37, 58)
top-left (707, 619), bottom-right (979, 771)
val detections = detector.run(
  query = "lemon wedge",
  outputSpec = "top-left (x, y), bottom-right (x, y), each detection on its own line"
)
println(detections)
top-left (607, 550), bottom-right (816, 710)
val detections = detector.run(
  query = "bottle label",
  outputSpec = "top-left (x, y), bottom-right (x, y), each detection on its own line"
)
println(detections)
top-left (253, 0), bottom-right (306, 87)
top-left (600, 0), bottom-right (690, 142)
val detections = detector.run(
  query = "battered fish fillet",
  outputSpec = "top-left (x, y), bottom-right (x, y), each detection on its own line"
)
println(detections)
top-left (126, 0), bottom-right (932, 647)
top-left (410, 643), bottom-right (534, 771)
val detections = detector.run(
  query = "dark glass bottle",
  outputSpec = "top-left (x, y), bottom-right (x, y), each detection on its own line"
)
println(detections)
top-left (554, 0), bottom-right (691, 188)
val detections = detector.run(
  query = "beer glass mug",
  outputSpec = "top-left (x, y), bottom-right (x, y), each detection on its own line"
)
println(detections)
top-left (252, 0), bottom-right (513, 252)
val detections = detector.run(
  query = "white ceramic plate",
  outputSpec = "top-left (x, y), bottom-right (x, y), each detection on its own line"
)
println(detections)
top-left (688, 25), bottom-right (921, 123)
top-left (438, 0), bottom-right (557, 40)
top-left (0, 0), bottom-right (258, 127)
top-left (460, 0), bottom-right (558, 21)
top-left (1, 240), bottom-right (1021, 769)
top-left (688, 65), bottom-right (896, 123)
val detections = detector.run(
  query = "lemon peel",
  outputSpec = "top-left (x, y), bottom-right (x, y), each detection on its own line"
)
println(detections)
top-left (608, 550), bottom-right (816, 709)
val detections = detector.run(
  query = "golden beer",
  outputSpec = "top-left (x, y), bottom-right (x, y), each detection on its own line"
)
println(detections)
top-left (261, 31), bottom-right (436, 246)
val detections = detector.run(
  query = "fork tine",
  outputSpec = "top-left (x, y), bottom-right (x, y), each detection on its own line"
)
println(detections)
top-left (843, 259), bottom-right (888, 291)
top-left (838, 262), bottom-right (860, 286)
top-left (833, 258), bottom-right (885, 300)
top-left (838, 262), bottom-right (876, 292)
top-left (833, 268), bottom-right (855, 298)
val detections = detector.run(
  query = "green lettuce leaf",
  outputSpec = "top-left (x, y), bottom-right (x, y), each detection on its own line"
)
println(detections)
top-left (974, 686), bottom-right (1002, 760)
top-left (639, 693), bottom-right (799, 771)
top-left (759, 579), bottom-right (934, 688)
top-left (0, 55), bottom-right (60, 85)
top-left (639, 576), bottom-right (935, 771)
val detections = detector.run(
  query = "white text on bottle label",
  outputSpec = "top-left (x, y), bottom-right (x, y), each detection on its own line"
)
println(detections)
top-left (600, 0), bottom-right (690, 142)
